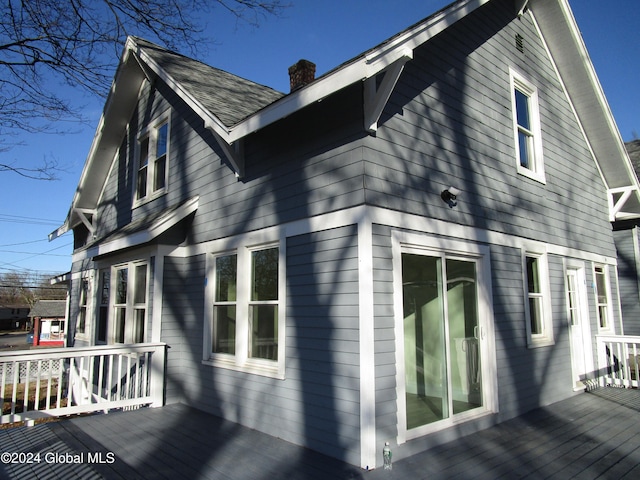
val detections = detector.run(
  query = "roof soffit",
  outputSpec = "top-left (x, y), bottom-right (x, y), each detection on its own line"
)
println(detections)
top-left (58, 0), bottom-right (493, 228)
top-left (53, 43), bottom-right (148, 238)
top-left (228, 0), bottom-right (491, 142)
top-left (529, 0), bottom-right (640, 218)
top-left (59, 0), bottom-right (640, 233)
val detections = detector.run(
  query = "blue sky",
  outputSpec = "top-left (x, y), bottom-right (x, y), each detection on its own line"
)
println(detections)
top-left (0, 0), bottom-right (638, 276)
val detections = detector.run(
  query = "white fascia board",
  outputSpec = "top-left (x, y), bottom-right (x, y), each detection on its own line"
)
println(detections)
top-left (532, 0), bottom-right (640, 194)
top-left (53, 40), bottom-right (146, 239)
top-left (228, 62), bottom-right (368, 141)
top-left (48, 223), bottom-right (69, 242)
top-left (132, 40), bottom-right (244, 176)
top-left (49, 109), bottom-right (108, 241)
top-left (134, 43), bottom-right (231, 144)
top-left (558, 0), bottom-right (638, 187)
top-left (228, 0), bottom-right (489, 143)
top-left (75, 196), bottom-right (199, 261)
top-left (362, 0), bottom-right (489, 72)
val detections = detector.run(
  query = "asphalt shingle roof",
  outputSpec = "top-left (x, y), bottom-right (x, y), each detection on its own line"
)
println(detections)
top-left (135, 38), bottom-right (285, 127)
top-left (29, 300), bottom-right (66, 318)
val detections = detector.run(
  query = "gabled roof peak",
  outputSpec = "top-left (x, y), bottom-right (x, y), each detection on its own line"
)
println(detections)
top-left (51, 0), bottom-right (640, 237)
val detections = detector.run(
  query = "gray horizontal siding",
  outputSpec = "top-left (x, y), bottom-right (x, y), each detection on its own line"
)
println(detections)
top-left (369, 226), bottom-right (583, 429)
top-left (161, 254), bottom-right (206, 405)
top-left (284, 225), bottom-right (361, 464)
top-left (94, 76), bottom-right (368, 249)
top-left (614, 228), bottom-right (640, 335)
top-left (160, 225), bottom-right (362, 465)
top-left (364, 0), bottom-right (614, 257)
top-left (372, 224), bottom-right (398, 444)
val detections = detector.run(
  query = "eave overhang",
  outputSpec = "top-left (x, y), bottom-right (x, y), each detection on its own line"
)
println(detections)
top-left (52, 0), bottom-right (638, 239)
top-left (530, 0), bottom-right (640, 221)
top-left (228, 0), bottom-right (490, 142)
top-left (50, 40), bottom-right (150, 240)
top-left (73, 196), bottom-right (199, 261)
top-left (51, 0), bottom-right (491, 235)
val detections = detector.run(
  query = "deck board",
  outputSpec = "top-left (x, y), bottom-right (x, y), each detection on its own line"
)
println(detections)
top-left (0, 388), bottom-right (638, 479)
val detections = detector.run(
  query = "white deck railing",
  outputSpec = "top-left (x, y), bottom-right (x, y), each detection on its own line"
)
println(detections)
top-left (596, 335), bottom-right (640, 389)
top-left (0, 343), bottom-right (166, 424)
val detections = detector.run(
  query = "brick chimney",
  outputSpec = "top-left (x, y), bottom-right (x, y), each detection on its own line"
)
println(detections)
top-left (288, 59), bottom-right (316, 92)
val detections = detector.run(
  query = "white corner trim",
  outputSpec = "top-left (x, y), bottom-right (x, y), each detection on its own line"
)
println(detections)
top-left (358, 215), bottom-right (377, 469)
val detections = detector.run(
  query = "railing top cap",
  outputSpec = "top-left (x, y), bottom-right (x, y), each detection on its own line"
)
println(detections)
top-left (0, 342), bottom-right (167, 361)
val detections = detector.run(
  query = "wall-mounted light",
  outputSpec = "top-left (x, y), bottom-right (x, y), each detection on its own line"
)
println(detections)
top-left (441, 186), bottom-right (460, 208)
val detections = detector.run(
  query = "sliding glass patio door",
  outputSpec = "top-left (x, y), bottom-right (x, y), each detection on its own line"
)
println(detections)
top-left (401, 252), bottom-right (483, 430)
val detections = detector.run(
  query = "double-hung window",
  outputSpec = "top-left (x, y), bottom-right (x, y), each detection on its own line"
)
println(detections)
top-left (594, 265), bottom-right (612, 331)
top-left (213, 254), bottom-right (237, 355)
top-left (96, 269), bottom-right (110, 343)
top-left (207, 243), bottom-right (284, 378)
top-left (77, 278), bottom-right (89, 336)
top-left (136, 114), bottom-right (169, 203)
top-left (510, 69), bottom-right (544, 183)
top-left (524, 250), bottom-right (553, 347)
top-left (112, 261), bottom-right (149, 344)
top-left (249, 247), bottom-right (279, 361)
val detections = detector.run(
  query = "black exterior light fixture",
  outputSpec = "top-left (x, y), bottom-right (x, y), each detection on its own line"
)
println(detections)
top-left (441, 186), bottom-right (460, 208)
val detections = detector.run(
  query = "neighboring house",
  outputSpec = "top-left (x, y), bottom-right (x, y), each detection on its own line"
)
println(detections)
top-left (49, 0), bottom-right (640, 469)
top-left (613, 139), bottom-right (640, 336)
top-left (0, 305), bottom-right (30, 331)
top-left (29, 299), bottom-right (68, 347)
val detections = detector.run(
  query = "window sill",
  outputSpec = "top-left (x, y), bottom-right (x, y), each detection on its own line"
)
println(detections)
top-left (133, 189), bottom-right (167, 209)
top-left (527, 337), bottom-right (555, 349)
top-left (517, 165), bottom-right (546, 184)
top-left (202, 355), bottom-right (284, 380)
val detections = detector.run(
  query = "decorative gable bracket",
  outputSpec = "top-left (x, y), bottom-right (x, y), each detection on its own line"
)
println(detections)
top-left (48, 208), bottom-right (97, 241)
top-left (206, 124), bottom-right (245, 179)
top-left (515, 0), bottom-right (529, 16)
top-left (363, 50), bottom-right (413, 134)
top-left (609, 186), bottom-right (640, 221)
top-left (75, 208), bottom-right (97, 237)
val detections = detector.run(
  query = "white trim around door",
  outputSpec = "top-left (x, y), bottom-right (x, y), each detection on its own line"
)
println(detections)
top-left (392, 231), bottom-right (498, 444)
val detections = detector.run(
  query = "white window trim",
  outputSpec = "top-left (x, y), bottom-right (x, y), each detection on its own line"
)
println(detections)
top-left (75, 272), bottom-right (93, 341)
top-left (109, 259), bottom-right (150, 344)
top-left (593, 263), bottom-right (615, 333)
top-left (203, 240), bottom-right (286, 379)
top-left (391, 230), bottom-right (498, 445)
top-left (133, 109), bottom-right (171, 207)
top-left (523, 248), bottom-right (554, 347)
top-left (95, 268), bottom-right (110, 345)
top-left (510, 68), bottom-right (545, 184)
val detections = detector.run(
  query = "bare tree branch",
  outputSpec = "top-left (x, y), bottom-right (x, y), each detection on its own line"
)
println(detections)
top-left (0, 0), bottom-right (289, 179)
top-left (0, 157), bottom-right (64, 181)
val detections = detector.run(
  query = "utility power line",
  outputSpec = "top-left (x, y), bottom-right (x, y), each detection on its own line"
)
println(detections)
top-left (0, 250), bottom-right (69, 257)
top-left (0, 214), bottom-right (61, 226)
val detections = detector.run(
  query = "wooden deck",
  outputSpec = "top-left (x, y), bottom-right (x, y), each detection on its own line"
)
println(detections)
top-left (0, 388), bottom-right (638, 479)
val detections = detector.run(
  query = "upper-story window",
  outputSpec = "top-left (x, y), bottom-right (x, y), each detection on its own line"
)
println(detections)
top-left (510, 69), bottom-right (545, 183)
top-left (136, 113), bottom-right (170, 203)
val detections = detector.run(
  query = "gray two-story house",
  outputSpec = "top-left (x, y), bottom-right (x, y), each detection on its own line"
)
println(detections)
top-left (50, 0), bottom-right (640, 469)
